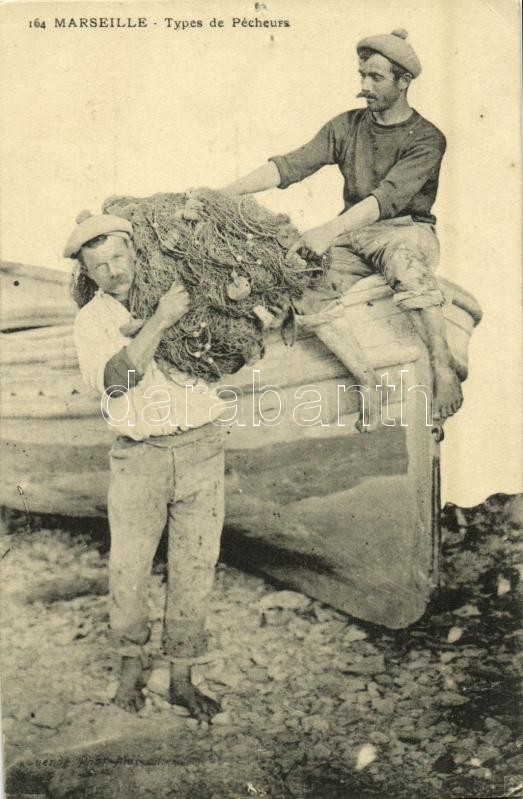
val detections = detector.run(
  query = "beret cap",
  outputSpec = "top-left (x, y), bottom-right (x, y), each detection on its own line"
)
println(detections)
top-left (357, 28), bottom-right (421, 78)
top-left (63, 210), bottom-right (133, 258)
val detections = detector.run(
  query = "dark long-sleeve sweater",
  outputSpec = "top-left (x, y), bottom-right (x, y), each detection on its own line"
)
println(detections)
top-left (269, 108), bottom-right (446, 224)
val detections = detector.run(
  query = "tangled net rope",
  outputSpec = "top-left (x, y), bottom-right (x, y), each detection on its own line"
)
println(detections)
top-left (103, 189), bottom-right (327, 381)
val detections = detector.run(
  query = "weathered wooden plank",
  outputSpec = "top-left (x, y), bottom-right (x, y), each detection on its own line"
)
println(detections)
top-left (0, 262), bottom-right (75, 331)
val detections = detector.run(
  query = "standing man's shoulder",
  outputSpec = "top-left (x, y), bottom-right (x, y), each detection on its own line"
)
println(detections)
top-left (74, 294), bottom-right (93, 323)
top-left (73, 292), bottom-right (124, 341)
top-left (73, 292), bottom-right (103, 329)
top-left (411, 111), bottom-right (447, 153)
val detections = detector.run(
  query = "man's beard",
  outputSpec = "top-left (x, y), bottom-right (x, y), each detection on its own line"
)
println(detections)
top-left (357, 91), bottom-right (395, 112)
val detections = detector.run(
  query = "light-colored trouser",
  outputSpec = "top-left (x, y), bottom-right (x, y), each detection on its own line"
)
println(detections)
top-left (298, 216), bottom-right (444, 314)
top-left (107, 423), bottom-right (225, 662)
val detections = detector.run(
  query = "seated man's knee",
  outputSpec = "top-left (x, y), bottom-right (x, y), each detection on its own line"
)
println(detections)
top-left (384, 225), bottom-right (438, 273)
top-left (383, 246), bottom-right (439, 294)
top-left (383, 246), bottom-right (445, 309)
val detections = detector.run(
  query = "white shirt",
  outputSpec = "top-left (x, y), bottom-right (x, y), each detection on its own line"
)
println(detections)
top-left (73, 291), bottom-right (226, 441)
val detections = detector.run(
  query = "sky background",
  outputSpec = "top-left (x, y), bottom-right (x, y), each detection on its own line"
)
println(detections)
top-left (1, 0), bottom-right (521, 505)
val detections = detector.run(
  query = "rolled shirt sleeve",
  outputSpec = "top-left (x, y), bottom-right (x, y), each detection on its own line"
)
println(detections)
top-left (269, 115), bottom-right (346, 188)
top-left (371, 142), bottom-right (446, 220)
top-left (73, 304), bottom-right (130, 396)
top-left (104, 348), bottom-right (143, 393)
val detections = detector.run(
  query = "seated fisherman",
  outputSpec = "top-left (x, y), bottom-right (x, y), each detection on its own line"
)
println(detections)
top-left (66, 211), bottom-right (226, 721)
top-left (222, 28), bottom-right (462, 424)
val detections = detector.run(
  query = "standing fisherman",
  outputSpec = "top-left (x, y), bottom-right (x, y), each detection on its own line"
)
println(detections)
top-left (223, 29), bottom-right (462, 424)
top-left (65, 212), bottom-right (226, 720)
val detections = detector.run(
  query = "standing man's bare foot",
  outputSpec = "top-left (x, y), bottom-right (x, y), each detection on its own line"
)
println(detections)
top-left (433, 362), bottom-right (463, 421)
top-left (113, 655), bottom-right (146, 713)
top-left (169, 661), bottom-right (221, 722)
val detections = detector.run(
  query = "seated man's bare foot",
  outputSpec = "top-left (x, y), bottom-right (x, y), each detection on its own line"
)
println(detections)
top-left (169, 662), bottom-right (221, 722)
top-left (433, 363), bottom-right (463, 421)
top-left (355, 387), bottom-right (381, 433)
top-left (113, 655), bottom-right (145, 713)
top-left (355, 409), bottom-right (380, 433)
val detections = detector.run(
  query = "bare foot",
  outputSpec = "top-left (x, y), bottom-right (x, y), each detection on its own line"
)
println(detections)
top-left (433, 363), bottom-right (463, 421)
top-left (355, 408), bottom-right (380, 433)
top-left (355, 388), bottom-right (381, 433)
top-left (169, 662), bottom-right (221, 722)
top-left (113, 656), bottom-right (145, 713)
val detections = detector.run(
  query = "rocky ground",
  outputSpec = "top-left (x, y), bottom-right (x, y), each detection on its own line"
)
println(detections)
top-left (1, 494), bottom-right (521, 799)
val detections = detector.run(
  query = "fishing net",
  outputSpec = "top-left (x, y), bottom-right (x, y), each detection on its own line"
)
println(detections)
top-left (102, 190), bottom-right (327, 382)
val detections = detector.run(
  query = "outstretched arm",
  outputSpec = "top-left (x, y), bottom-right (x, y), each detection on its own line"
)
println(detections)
top-left (220, 161), bottom-right (281, 196)
top-left (221, 115), bottom-right (343, 196)
top-left (287, 195), bottom-right (380, 259)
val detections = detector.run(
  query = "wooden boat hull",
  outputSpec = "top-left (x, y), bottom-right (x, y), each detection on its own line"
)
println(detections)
top-left (0, 264), bottom-right (482, 627)
top-left (0, 262), bottom-right (75, 331)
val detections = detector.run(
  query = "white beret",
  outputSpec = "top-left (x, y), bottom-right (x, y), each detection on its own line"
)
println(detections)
top-left (63, 210), bottom-right (133, 258)
top-left (357, 29), bottom-right (421, 78)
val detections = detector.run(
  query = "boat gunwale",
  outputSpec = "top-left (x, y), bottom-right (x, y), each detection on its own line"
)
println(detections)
top-left (1, 261), bottom-right (71, 285)
top-left (0, 263), bottom-right (482, 324)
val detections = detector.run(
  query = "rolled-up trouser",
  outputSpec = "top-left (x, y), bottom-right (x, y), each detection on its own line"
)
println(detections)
top-left (107, 423), bottom-right (225, 663)
top-left (296, 215), bottom-right (445, 315)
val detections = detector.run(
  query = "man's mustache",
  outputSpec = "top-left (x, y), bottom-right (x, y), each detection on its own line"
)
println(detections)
top-left (111, 276), bottom-right (130, 286)
top-left (357, 91), bottom-right (379, 100)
